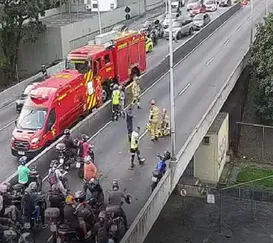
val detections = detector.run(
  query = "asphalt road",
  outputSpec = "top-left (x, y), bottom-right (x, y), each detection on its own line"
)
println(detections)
top-left (33, 0), bottom-right (271, 242)
top-left (0, 6), bottom-right (227, 181)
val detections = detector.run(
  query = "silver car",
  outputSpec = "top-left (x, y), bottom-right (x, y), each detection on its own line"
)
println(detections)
top-left (193, 13), bottom-right (211, 30)
top-left (164, 18), bottom-right (194, 40)
top-left (187, 0), bottom-right (200, 10)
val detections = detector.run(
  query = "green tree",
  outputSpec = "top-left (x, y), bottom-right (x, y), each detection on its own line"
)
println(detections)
top-left (0, 0), bottom-right (46, 85)
top-left (249, 13), bottom-right (273, 123)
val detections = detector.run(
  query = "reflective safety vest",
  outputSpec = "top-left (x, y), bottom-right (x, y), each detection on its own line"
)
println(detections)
top-left (131, 131), bottom-right (139, 149)
top-left (112, 90), bottom-right (120, 105)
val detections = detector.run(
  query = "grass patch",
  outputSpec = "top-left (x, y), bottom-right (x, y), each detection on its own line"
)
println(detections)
top-left (237, 167), bottom-right (273, 189)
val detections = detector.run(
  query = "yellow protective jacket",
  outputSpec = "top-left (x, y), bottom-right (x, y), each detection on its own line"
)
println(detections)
top-left (112, 89), bottom-right (120, 105)
top-left (161, 114), bottom-right (169, 125)
top-left (149, 105), bottom-right (159, 123)
top-left (132, 81), bottom-right (140, 97)
top-left (131, 131), bottom-right (139, 149)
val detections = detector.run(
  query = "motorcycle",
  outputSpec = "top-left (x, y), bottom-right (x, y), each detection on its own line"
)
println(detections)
top-left (151, 152), bottom-right (171, 192)
top-left (22, 192), bottom-right (47, 230)
top-left (56, 143), bottom-right (71, 171)
top-left (3, 222), bottom-right (35, 243)
top-left (28, 165), bottom-right (43, 191)
top-left (44, 207), bottom-right (61, 243)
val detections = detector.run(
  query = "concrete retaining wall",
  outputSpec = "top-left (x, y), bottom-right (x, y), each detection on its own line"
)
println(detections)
top-left (2, 1), bottom-right (242, 200)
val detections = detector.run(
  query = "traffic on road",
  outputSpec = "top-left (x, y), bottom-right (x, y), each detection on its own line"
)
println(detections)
top-left (0, 0), bottom-right (263, 242)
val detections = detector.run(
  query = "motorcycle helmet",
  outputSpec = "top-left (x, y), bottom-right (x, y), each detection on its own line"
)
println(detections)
top-left (56, 143), bottom-right (66, 152)
top-left (19, 156), bottom-right (27, 165)
top-left (74, 190), bottom-right (86, 203)
top-left (98, 210), bottom-right (106, 220)
top-left (112, 180), bottom-right (119, 191)
top-left (163, 151), bottom-right (171, 161)
top-left (81, 134), bottom-right (89, 142)
top-left (65, 194), bottom-right (75, 204)
top-left (113, 84), bottom-right (118, 89)
top-left (50, 159), bottom-right (58, 168)
top-left (64, 129), bottom-right (70, 136)
top-left (84, 155), bottom-right (92, 163)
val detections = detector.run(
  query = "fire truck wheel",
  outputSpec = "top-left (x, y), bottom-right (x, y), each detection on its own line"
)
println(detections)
top-left (102, 87), bottom-right (110, 102)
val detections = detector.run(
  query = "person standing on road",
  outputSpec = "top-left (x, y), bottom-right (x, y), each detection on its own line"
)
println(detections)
top-left (112, 84), bottom-right (120, 121)
top-left (130, 127), bottom-right (145, 169)
top-left (131, 76), bottom-right (141, 109)
top-left (119, 85), bottom-right (126, 118)
top-left (126, 104), bottom-right (134, 143)
top-left (149, 99), bottom-right (160, 141)
top-left (95, 80), bottom-right (103, 107)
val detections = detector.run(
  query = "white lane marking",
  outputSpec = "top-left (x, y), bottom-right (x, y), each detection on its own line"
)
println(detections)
top-left (247, 16), bottom-right (251, 20)
top-left (237, 26), bottom-right (242, 31)
top-left (0, 120), bottom-right (16, 132)
top-left (206, 57), bottom-right (214, 66)
top-left (223, 38), bottom-right (230, 46)
top-left (0, 101), bottom-right (16, 112)
top-left (178, 83), bottom-right (191, 96)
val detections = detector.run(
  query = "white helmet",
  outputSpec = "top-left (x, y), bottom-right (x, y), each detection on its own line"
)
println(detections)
top-left (84, 155), bottom-right (92, 163)
top-left (113, 84), bottom-right (118, 89)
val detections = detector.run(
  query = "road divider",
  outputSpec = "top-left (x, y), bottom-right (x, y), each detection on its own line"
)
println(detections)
top-left (2, 2), bottom-right (242, 192)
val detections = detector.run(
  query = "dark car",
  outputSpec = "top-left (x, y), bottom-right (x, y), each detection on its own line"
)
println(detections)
top-left (112, 24), bottom-right (128, 32)
top-left (218, 0), bottom-right (232, 6)
top-left (15, 82), bottom-right (40, 113)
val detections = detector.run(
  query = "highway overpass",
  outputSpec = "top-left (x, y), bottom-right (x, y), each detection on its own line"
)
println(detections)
top-left (0, 0), bottom-right (269, 242)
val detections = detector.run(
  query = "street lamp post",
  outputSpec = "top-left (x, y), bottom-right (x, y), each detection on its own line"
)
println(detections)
top-left (250, 0), bottom-right (254, 43)
top-left (97, 0), bottom-right (102, 35)
top-left (168, 0), bottom-right (176, 160)
top-left (265, 0), bottom-right (268, 17)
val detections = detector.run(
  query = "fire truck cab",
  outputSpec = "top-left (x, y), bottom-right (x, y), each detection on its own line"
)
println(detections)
top-left (11, 70), bottom-right (87, 158)
top-left (66, 30), bottom-right (146, 102)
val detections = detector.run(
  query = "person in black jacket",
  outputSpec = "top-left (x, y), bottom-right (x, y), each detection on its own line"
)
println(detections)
top-left (63, 129), bottom-right (77, 157)
top-left (126, 105), bottom-right (134, 143)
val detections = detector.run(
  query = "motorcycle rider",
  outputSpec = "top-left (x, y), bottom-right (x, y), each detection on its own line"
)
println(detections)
top-left (17, 156), bottom-right (30, 187)
top-left (160, 108), bottom-right (170, 136)
top-left (0, 184), bottom-right (22, 223)
top-left (79, 134), bottom-right (94, 162)
top-left (83, 156), bottom-right (98, 181)
top-left (156, 151), bottom-right (171, 177)
top-left (47, 160), bottom-right (67, 196)
top-left (93, 210), bottom-right (111, 243)
top-left (107, 180), bottom-right (130, 229)
top-left (64, 194), bottom-right (91, 239)
top-left (63, 129), bottom-right (77, 158)
top-left (22, 182), bottom-right (47, 228)
top-left (83, 178), bottom-right (104, 206)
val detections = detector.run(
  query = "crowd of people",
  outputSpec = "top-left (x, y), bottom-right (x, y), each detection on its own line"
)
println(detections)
top-left (0, 76), bottom-right (171, 242)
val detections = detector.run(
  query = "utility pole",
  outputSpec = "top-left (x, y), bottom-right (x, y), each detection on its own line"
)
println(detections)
top-left (168, 0), bottom-right (176, 160)
top-left (97, 0), bottom-right (102, 34)
top-left (250, 0), bottom-right (254, 43)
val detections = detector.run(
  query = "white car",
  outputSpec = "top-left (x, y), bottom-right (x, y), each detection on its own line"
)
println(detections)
top-left (204, 0), bottom-right (217, 11)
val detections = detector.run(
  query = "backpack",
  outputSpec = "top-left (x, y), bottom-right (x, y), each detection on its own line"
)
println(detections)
top-left (48, 169), bottom-right (57, 186)
top-left (96, 226), bottom-right (108, 243)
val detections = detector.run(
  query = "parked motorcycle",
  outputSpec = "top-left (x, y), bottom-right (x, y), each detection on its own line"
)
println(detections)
top-left (3, 222), bottom-right (35, 243)
top-left (151, 151), bottom-right (171, 192)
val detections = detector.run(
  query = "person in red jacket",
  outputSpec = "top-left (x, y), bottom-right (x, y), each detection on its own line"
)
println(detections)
top-left (96, 80), bottom-right (103, 107)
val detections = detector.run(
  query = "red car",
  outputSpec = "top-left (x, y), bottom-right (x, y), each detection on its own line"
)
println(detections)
top-left (190, 4), bottom-right (206, 17)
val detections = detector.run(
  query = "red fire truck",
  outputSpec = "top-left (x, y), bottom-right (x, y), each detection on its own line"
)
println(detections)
top-left (11, 70), bottom-right (90, 158)
top-left (66, 31), bottom-right (147, 104)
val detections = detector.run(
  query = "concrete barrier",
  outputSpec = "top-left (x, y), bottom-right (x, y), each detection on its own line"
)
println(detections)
top-left (120, 48), bottom-right (250, 243)
top-left (2, 3), bottom-right (242, 192)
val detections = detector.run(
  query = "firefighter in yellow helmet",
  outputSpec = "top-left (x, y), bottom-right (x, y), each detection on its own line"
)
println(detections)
top-left (112, 84), bottom-right (120, 121)
top-left (160, 108), bottom-right (170, 136)
top-left (149, 99), bottom-right (160, 141)
top-left (131, 76), bottom-right (141, 109)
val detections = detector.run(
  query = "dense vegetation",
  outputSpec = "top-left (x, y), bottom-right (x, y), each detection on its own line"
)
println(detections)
top-left (0, 0), bottom-right (47, 86)
top-left (249, 13), bottom-right (273, 123)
